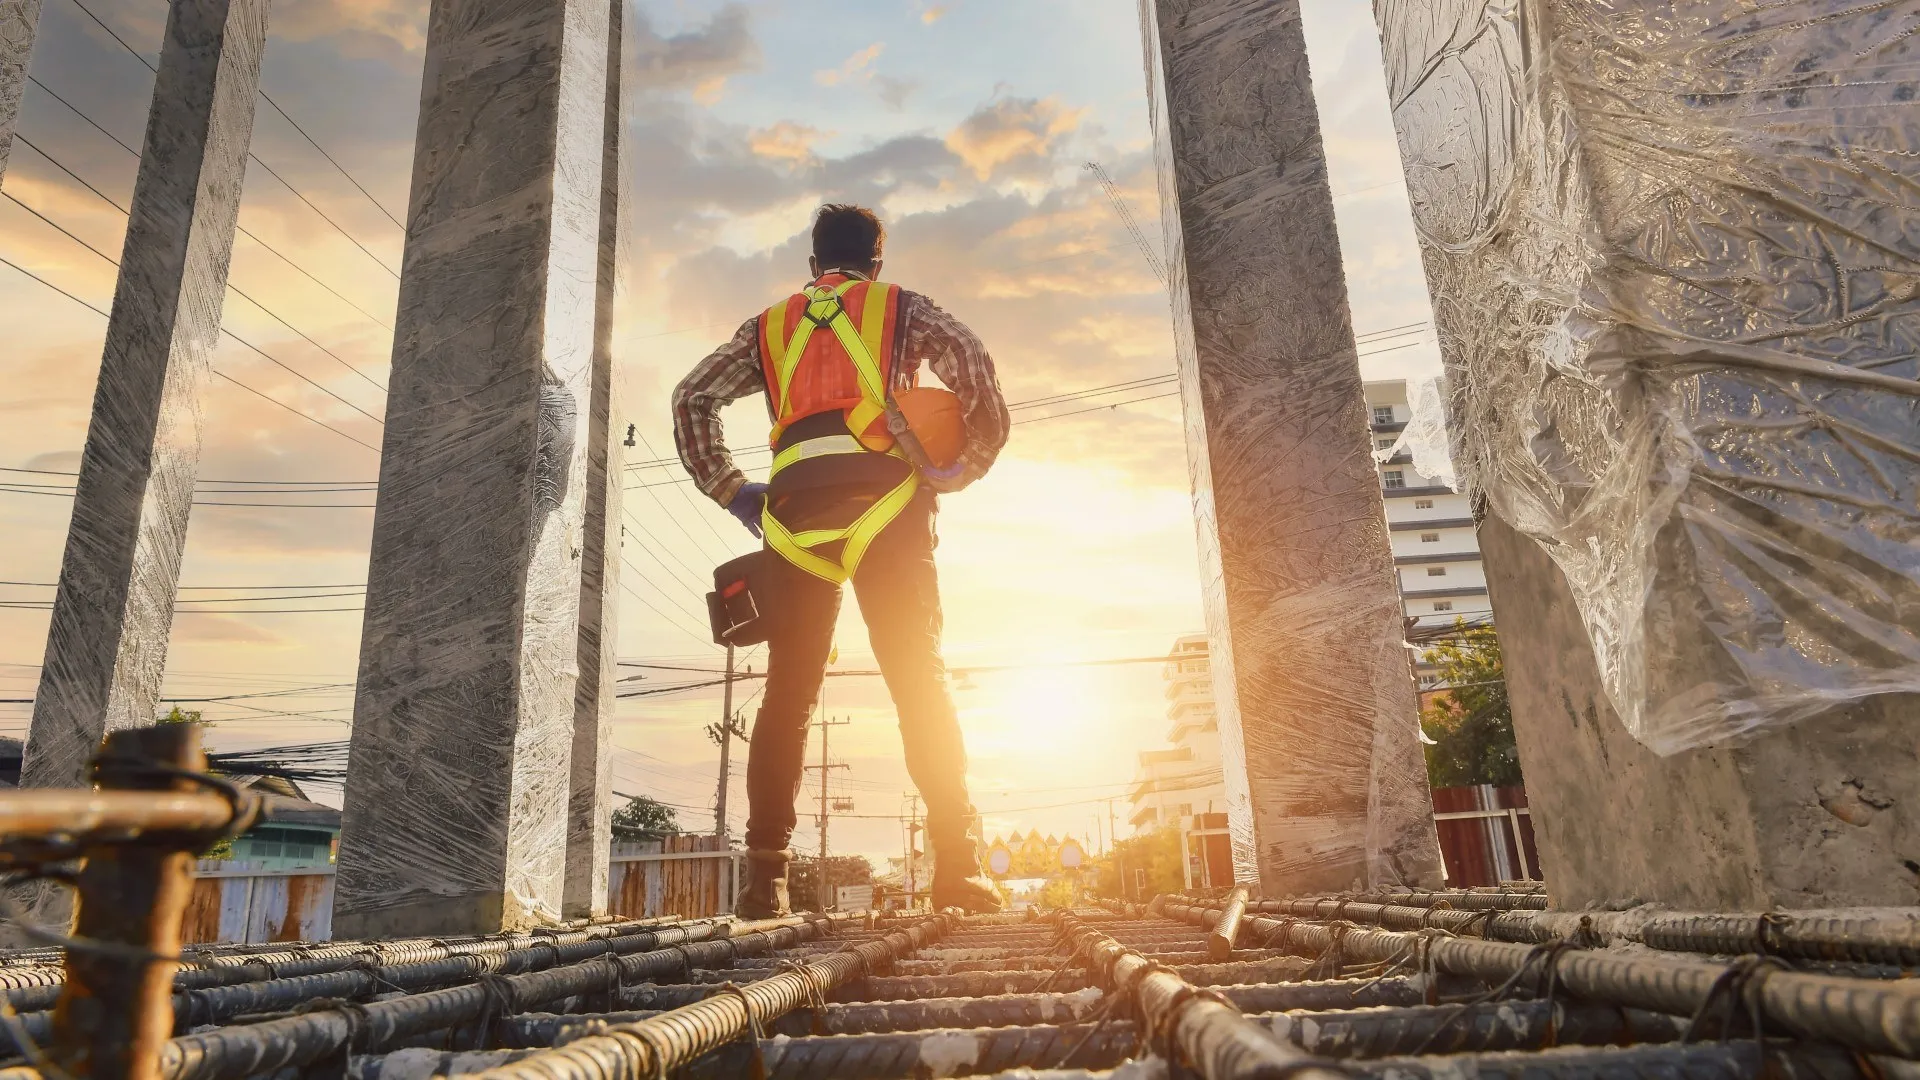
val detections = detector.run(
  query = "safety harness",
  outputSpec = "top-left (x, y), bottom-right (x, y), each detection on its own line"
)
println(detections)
top-left (759, 278), bottom-right (920, 585)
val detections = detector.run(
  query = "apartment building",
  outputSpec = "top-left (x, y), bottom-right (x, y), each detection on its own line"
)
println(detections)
top-left (1364, 379), bottom-right (1492, 686)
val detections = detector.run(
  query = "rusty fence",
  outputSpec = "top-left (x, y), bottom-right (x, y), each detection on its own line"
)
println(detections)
top-left (180, 860), bottom-right (333, 945)
top-left (609, 835), bottom-right (740, 920)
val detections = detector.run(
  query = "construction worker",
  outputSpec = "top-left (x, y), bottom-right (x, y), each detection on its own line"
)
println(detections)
top-left (672, 204), bottom-right (1011, 916)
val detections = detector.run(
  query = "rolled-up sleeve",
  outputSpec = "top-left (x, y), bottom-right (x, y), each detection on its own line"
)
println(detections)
top-left (671, 317), bottom-right (766, 506)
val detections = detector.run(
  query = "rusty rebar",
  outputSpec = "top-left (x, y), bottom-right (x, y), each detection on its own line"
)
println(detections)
top-left (1053, 911), bottom-right (1342, 1080)
top-left (1209, 888), bottom-right (1248, 961)
top-left (1165, 899), bottom-right (1920, 1058)
top-left (463, 914), bottom-right (950, 1080)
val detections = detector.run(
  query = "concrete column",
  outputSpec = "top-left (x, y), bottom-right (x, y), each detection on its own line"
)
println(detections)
top-left (1375, 0), bottom-right (1920, 907)
top-left (1138, 0), bottom-right (1443, 896)
top-left (562, 0), bottom-right (625, 919)
top-left (23, 0), bottom-right (269, 789)
top-left (0, 0), bottom-right (42, 182)
top-left (334, 0), bottom-right (609, 938)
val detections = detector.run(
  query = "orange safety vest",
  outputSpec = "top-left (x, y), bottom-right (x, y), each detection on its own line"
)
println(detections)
top-left (752, 274), bottom-right (922, 584)
top-left (758, 274), bottom-right (909, 452)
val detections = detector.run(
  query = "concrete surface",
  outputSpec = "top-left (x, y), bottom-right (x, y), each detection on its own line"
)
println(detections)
top-left (1138, 0), bottom-right (1443, 895)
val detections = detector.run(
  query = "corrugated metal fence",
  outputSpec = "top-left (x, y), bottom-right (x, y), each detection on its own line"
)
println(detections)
top-left (181, 836), bottom-right (745, 945)
top-left (182, 860), bottom-right (334, 945)
top-left (609, 835), bottom-right (739, 920)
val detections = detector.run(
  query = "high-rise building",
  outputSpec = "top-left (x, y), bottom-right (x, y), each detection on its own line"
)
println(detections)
top-left (1364, 379), bottom-right (1492, 688)
top-left (1123, 634), bottom-right (1233, 887)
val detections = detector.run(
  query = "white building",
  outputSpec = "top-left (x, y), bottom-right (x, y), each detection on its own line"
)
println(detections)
top-left (1364, 379), bottom-right (1492, 686)
top-left (1122, 634), bottom-right (1234, 888)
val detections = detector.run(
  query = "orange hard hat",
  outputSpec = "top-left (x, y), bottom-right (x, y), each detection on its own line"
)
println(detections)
top-left (894, 386), bottom-right (965, 469)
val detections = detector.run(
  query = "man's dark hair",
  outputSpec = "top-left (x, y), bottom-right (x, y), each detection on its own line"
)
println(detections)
top-left (812, 204), bottom-right (885, 271)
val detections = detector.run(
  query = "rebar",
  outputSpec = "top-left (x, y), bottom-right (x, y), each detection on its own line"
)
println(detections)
top-left (464, 914), bottom-right (950, 1079)
top-left (30, 916), bottom-right (847, 1080)
top-left (682, 1021), bottom-right (1142, 1079)
top-left (1167, 900), bottom-right (1920, 1058)
top-left (1053, 911), bottom-right (1344, 1080)
top-left (1256, 1000), bottom-right (1685, 1057)
top-left (1357, 1039), bottom-right (1867, 1080)
top-left (1210, 888), bottom-right (1248, 961)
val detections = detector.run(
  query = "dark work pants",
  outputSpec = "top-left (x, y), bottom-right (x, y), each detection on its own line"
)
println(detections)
top-left (744, 487), bottom-right (976, 859)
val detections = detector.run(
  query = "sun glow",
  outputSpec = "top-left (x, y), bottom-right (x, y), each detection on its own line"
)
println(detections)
top-left (957, 666), bottom-right (1113, 759)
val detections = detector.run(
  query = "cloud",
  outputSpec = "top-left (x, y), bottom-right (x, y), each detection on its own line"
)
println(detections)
top-left (944, 97), bottom-right (1086, 180)
top-left (814, 43), bottom-right (884, 87)
top-left (874, 75), bottom-right (917, 110)
top-left (631, 5), bottom-right (762, 99)
top-left (747, 122), bottom-right (831, 165)
top-left (920, 3), bottom-right (949, 23)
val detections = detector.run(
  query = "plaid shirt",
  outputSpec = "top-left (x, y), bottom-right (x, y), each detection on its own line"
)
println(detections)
top-left (672, 282), bottom-right (1011, 506)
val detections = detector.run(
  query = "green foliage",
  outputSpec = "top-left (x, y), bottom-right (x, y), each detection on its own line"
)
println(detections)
top-left (1088, 826), bottom-right (1184, 900)
top-left (1037, 875), bottom-right (1080, 909)
top-left (787, 854), bottom-right (875, 912)
top-left (1419, 624), bottom-right (1522, 788)
top-left (610, 795), bottom-right (680, 842)
top-left (156, 706), bottom-right (230, 857)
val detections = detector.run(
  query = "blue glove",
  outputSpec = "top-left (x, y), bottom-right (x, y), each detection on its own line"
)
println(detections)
top-left (922, 461), bottom-right (967, 493)
top-left (727, 482), bottom-right (768, 538)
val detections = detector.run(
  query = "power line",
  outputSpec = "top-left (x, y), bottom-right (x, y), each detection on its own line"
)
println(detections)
top-left (63, 0), bottom-right (402, 277)
top-left (0, 255), bottom-right (380, 453)
top-left (4, 142), bottom-right (389, 430)
top-left (0, 466), bottom-right (374, 489)
top-left (254, 90), bottom-right (406, 229)
top-left (22, 71), bottom-right (396, 338)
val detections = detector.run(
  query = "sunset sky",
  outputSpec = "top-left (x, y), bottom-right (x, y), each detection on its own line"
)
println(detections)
top-left (0, 0), bottom-right (1442, 868)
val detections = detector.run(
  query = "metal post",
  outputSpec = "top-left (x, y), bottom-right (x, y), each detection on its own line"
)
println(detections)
top-left (1508, 808), bottom-right (1531, 883)
top-left (51, 725), bottom-right (223, 1080)
top-left (818, 715), bottom-right (830, 909)
top-left (714, 645), bottom-right (733, 838)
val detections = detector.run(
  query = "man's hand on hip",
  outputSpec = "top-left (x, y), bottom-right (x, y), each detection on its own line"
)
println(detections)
top-left (728, 482), bottom-right (769, 538)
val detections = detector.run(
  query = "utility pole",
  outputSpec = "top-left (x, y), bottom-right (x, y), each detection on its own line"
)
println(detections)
top-left (906, 793), bottom-right (921, 909)
top-left (804, 714), bottom-right (849, 910)
top-left (708, 651), bottom-right (749, 839)
top-left (1106, 797), bottom-right (1125, 900)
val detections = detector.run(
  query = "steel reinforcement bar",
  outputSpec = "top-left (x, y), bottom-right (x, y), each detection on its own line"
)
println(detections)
top-left (1241, 896), bottom-right (1920, 967)
top-left (0, 915), bottom-right (849, 1080)
top-left (1164, 900), bottom-right (1920, 1057)
top-left (1052, 910), bottom-right (1343, 1080)
top-left (459, 913), bottom-right (950, 1080)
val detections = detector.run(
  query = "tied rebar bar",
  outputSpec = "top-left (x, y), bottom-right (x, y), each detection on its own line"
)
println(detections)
top-left (1052, 910), bottom-right (1345, 1080)
top-left (464, 914), bottom-right (951, 1080)
top-left (1165, 899), bottom-right (1920, 1058)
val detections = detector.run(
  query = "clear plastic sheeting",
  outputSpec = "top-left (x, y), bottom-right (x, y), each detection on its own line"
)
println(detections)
top-left (1373, 376), bottom-right (1457, 492)
top-left (1375, 0), bottom-right (1920, 754)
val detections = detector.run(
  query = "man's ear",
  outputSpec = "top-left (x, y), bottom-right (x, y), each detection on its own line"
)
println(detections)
top-left (808, 255), bottom-right (820, 279)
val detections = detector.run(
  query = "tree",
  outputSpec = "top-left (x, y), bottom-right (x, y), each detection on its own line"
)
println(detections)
top-left (157, 706), bottom-right (231, 858)
top-left (610, 795), bottom-right (680, 842)
top-left (787, 854), bottom-right (875, 912)
top-left (1038, 875), bottom-right (1081, 910)
top-left (1419, 623), bottom-right (1522, 788)
top-left (1089, 826), bottom-right (1184, 900)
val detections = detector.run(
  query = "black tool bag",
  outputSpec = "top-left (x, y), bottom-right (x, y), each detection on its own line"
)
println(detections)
top-left (708, 551), bottom-right (773, 646)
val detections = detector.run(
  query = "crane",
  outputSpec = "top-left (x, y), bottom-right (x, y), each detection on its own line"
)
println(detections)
top-left (1085, 161), bottom-right (1168, 286)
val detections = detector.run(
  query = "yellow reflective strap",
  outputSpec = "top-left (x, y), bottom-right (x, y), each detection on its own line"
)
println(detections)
top-left (764, 297), bottom-right (794, 416)
top-left (775, 318), bottom-right (817, 416)
top-left (768, 434), bottom-right (867, 479)
top-left (838, 472), bottom-right (920, 580)
top-left (859, 282), bottom-right (890, 364)
top-left (762, 511), bottom-right (850, 584)
top-left (826, 309), bottom-right (889, 406)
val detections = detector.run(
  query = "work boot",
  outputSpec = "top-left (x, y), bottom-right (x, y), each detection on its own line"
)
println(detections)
top-left (929, 828), bottom-right (1006, 914)
top-left (736, 849), bottom-right (791, 920)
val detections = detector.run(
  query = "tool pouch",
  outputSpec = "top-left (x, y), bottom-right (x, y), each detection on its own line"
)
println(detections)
top-left (708, 551), bottom-right (774, 646)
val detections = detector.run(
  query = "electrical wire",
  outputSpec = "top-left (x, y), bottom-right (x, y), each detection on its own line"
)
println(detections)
top-left (5, 140), bottom-right (388, 425)
top-left (0, 255), bottom-right (381, 453)
top-left (63, 0), bottom-right (402, 278)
